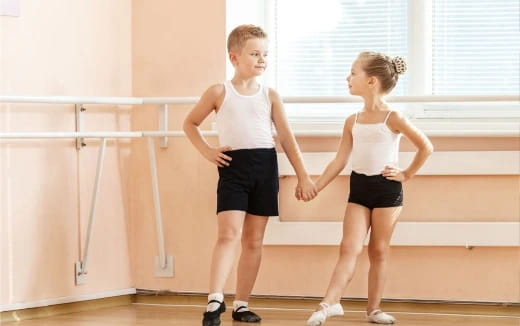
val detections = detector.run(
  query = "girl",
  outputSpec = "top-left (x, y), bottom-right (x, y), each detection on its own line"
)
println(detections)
top-left (306, 52), bottom-right (433, 325)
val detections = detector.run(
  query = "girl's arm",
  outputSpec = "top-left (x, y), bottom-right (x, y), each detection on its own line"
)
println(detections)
top-left (315, 115), bottom-right (355, 192)
top-left (270, 88), bottom-right (317, 201)
top-left (383, 111), bottom-right (434, 181)
top-left (183, 84), bottom-right (232, 167)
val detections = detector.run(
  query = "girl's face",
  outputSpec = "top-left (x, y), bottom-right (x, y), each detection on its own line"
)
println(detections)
top-left (346, 59), bottom-right (370, 95)
top-left (232, 38), bottom-right (268, 77)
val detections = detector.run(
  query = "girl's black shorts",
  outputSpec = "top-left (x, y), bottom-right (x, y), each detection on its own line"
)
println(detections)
top-left (348, 170), bottom-right (403, 209)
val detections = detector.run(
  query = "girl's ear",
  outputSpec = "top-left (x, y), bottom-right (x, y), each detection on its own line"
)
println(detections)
top-left (367, 76), bottom-right (378, 88)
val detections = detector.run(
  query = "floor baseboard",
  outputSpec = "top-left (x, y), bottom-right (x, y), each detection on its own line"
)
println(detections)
top-left (1, 293), bottom-right (134, 323)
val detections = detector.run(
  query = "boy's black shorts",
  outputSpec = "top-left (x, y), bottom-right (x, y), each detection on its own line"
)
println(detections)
top-left (217, 148), bottom-right (279, 216)
top-left (348, 170), bottom-right (403, 209)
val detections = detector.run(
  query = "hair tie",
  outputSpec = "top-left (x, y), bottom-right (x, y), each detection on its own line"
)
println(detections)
top-left (392, 56), bottom-right (407, 74)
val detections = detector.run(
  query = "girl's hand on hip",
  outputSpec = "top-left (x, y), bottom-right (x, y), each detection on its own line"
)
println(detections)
top-left (381, 165), bottom-right (407, 182)
top-left (203, 146), bottom-right (232, 167)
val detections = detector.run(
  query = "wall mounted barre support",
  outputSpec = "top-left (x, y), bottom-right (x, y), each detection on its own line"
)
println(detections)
top-left (0, 132), bottom-right (146, 285)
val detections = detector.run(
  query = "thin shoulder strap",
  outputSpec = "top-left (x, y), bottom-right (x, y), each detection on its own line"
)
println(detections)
top-left (354, 113), bottom-right (359, 123)
top-left (383, 111), bottom-right (393, 124)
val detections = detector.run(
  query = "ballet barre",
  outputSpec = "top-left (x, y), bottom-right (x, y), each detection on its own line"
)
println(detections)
top-left (0, 95), bottom-right (518, 285)
top-left (2, 94), bottom-right (517, 104)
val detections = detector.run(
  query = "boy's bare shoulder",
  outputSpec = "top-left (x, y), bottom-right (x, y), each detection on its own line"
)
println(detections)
top-left (267, 87), bottom-right (282, 101)
top-left (205, 83), bottom-right (226, 97)
top-left (267, 87), bottom-right (279, 95)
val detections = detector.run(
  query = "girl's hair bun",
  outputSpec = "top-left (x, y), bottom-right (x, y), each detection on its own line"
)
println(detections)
top-left (392, 56), bottom-right (407, 74)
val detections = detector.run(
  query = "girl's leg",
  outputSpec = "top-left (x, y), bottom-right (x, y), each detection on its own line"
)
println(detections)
top-left (322, 203), bottom-right (371, 304)
top-left (235, 213), bottom-right (269, 301)
top-left (209, 210), bottom-right (246, 294)
top-left (366, 206), bottom-right (401, 313)
top-left (307, 203), bottom-right (371, 326)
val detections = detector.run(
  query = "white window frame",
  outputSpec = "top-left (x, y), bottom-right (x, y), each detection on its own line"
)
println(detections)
top-left (226, 0), bottom-right (520, 134)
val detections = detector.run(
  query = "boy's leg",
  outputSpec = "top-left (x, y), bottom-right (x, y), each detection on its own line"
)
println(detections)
top-left (235, 213), bottom-right (269, 300)
top-left (233, 213), bottom-right (269, 322)
top-left (366, 206), bottom-right (401, 323)
top-left (203, 210), bottom-right (245, 326)
top-left (209, 210), bottom-right (246, 295)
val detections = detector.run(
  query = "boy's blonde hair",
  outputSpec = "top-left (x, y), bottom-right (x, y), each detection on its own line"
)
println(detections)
top-left (227, 24), bottom-right (267, 53)
top-left (357, 51), bottom-right (407, 93)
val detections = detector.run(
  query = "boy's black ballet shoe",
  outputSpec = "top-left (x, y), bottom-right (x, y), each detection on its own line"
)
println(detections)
top-left (232, 306), bottom-right (262, 323)
top-left (202, 300), bottom-right (226, 326)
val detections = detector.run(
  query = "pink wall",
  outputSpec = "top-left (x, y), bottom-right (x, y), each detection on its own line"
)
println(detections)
top-left (130, 0), bottom-right (226, 294)
top-left (1, 0), bottom-right (518, 310)
top-left (0, 0), bottom-right (133, 307)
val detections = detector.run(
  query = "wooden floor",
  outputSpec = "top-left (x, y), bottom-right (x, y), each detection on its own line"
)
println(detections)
top-left (3, 303), bottom-right (520, 326)
top-left (3, 295), bottom-right (520, 325)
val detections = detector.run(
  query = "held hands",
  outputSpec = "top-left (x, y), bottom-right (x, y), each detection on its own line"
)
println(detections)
top-left (381, 165), bottom-right (409, 182)
top-left (295, 176), bottom-right (318, 202)
top-left (202, 146), bottom-right (232, 167)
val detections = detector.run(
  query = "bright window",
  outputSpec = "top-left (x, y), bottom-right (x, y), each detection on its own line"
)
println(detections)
top-left (272, 0), bottom-right (408, 96)
top-left (432, 0), bottom-right (519, 95)
top-left (226, 0), bottom-right (520, 125)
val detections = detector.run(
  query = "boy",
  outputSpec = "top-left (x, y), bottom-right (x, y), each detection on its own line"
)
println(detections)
top-left (183, 24), bottom-right (316, 326)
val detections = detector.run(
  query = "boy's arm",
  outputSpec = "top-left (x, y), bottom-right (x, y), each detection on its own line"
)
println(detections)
top-left (183, 85), bottom-right (232, 167)
top-left (269, 88), bottom-right (316, 201)
top-left (382, 111), bottom-right (433, 181)
top-left (314, 115), bottom-right (354, 192)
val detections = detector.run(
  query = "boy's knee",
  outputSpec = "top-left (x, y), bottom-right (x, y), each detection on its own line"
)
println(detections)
top-left (241, 235), bottom-right (264, 251)
top-left (218, 229), bottom-right (241, 244)
top-left (368, 245), bottom-right (388, 261)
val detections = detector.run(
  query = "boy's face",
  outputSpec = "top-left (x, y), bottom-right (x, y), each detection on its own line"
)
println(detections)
top-left (230, 38), bottom-right (268, 77)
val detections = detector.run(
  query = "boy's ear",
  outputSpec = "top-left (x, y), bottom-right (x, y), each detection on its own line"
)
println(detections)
top-left (229, 51), bottom-right (238, 66)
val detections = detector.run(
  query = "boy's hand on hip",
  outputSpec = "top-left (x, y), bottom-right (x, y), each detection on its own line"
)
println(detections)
top-left (203, 146), bottom-right (232, 167)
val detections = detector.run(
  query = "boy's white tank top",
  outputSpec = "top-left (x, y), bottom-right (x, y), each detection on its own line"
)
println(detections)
top-left (215, 81), bottom-right (275, 150)
top-left (351, 111), bottom-right (402, 176)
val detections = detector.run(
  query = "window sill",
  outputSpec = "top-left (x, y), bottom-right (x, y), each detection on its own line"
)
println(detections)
top-left (288, 119), bottom-right (519, 137)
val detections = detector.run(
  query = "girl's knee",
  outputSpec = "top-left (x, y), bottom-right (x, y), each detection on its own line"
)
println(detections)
top-left (339, 242), bottom-right (363, 257)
